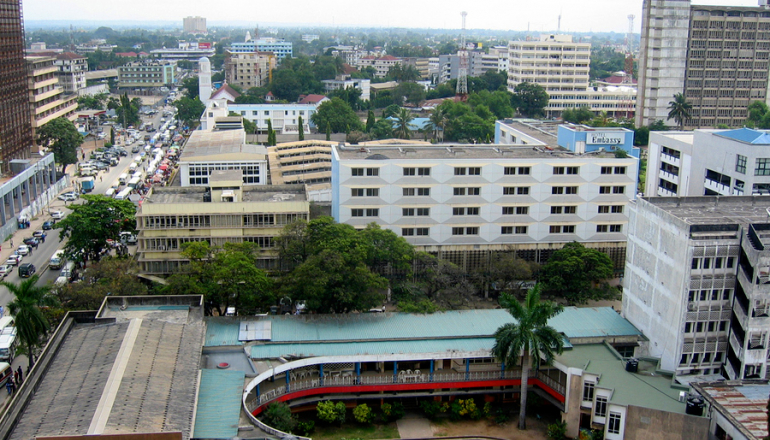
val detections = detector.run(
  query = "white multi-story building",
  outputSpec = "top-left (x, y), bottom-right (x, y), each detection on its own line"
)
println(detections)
top-left (508, 35), bottom-right (636, 118)
top-left (178, 128), bottom-right (267, 187)
top-left (357, 55), bottom-right (403, 78)
top-left (53, 52), bottom-right (87, 95)
top-left (225, 51), bottom-right (276, 90)
top-left (623, 195), bottom-right (770, 380)
top-left (230, 38), bottom-right (293, 60)
top-left (200, 99), bottom-right (317, 135)
top-left (331, 139), bottom-right (638, 270)
top-left (321, 76), bottom-right (371, 101)
top-left (646, 128), bottom-right (770, 198)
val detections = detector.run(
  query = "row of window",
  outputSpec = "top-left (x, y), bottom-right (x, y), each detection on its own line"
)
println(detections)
top-left (680, 351), bottom-right (723, 365)
top-left (351, 165), bottom-right (628, 178)
top-left (688, 289), bottom-right (732, 302)
top-left (691, 256), bottom-right (736, 270)
top-left (353, 186), bottom-right (627, 197)
top-left (350, 205), bottom-right (624, 217)
top-left (684, 321), bottom-right (728, 333)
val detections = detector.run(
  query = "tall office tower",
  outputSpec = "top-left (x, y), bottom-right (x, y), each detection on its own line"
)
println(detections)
top-left (635, 0), bottom-right (691, 128)
top-left (0, 0), bottom-right (34, 172)
top-left (637, 0), bottom-right (770, 128)
top-left (183, 16), bottom-right (207, 34)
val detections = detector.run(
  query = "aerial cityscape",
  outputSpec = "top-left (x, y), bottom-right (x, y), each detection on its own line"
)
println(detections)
top-left (0, 0), bottom-right (766, 439)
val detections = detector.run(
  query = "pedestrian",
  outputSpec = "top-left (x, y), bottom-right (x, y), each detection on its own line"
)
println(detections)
top-left (99, 176), bottom-right (102, 182)
top-left (0, 306), bottom-right (4, 317)
top-left (13, 370), bottom-right (18, 385)
top-left (10, 239), bottom-right (13, 248)
top-left (5, 377), bottom-right (11, 395)
top-left (16, 366), bottom-right (22, 384)
top-left (10, 377), bottom-right (15, 394)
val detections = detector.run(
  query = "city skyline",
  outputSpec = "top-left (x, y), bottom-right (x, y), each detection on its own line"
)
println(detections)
top-left (22, 0), bottom-right (762, 34)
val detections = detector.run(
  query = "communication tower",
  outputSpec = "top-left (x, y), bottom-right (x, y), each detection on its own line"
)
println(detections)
top-left (456, 11), bottom-right (469, 100)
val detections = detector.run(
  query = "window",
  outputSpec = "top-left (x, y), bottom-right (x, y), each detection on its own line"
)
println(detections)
top-left (595, 396), bottom-right (608, 417)
top-left (454, 187), bottom-right (466, 196)
top-left (612, 205), bottom-right (623, 213)
top-left (552, 206), bottom-right (563, 214)
top-left (504, 186), bottom-right (529, 195)
top-left (597, 225), bottom-right (608, 233)
top-left (600, 186), bottom-right (611, 194)
top-left (467, 187), bottom-right (480, 195)
top-left (403, 167), bottom-right (415, 176)
top-left (452, 227), bottom-right (478, 235)
top-left (452, 227), bottom-right (465, 235)
top-left (403, 187), bottom-right (430, 196)
top-left (756, 158), bottom-right (770, 176)
top-left (416, 228), bottom-right (429, 235)
top-left (468, 167), bottom-right (481, 175)
top-left (351, 209), bottom-right (364, 217)
top-left (351, 188), bottom-right (364, 197)
top-left (736, 154), bottom-right (747, 174)
top-left (454, 167), bottom-right (466, 175)
top-left (601, 166), bottom-right (612, 174)
top-left (598, 205), bottom-right (610, 213)
top-left (366, 188), bottom-right (379, 196)
top-left (501, 226), bottom-right (513, 234)
top-left (352, 168), bottom-right (364, 176)
top-left (607, 412), bottom-right (621, 434)
top-left (366, 168), bottom-right (379, 176)
top-left (516, 206), bottom-right (529, 215)
top-left (418, 188), bottom-right (430, 196)
top-left (403, 208), bottom-right (415, 216)
top-left (402, 228), bottom-right (414, 236)
top-left (552, 186), bottom-right (564, 194)
top-left (610, 224), bottom-right (622, 232)
top-left (515, 226), bottom-right (528, 234)
top-left (518, 166), bottom-right (530, 175)
top-left (417, 208), bottom-right (430, 216)
top-left (583, 381), bottom-right (595, 401)
top-left (403, 188), bottom-right (415, 196)
top-left (553, 166), bottom-right (579, 175)
top-left (550, 225), bottom-right (575, 233)
top-left (613, 186), bottom-right (625, 194)
top-left (365, 208), bottom-right (379, 216)
top-left (503, 206), bottom-right (515, 215)
top-left (453, 207), bottom-right (465, 215)
top-left (503, 166), bottom-right (530, 175)
top-left (504, 166), bottom-right (516, 175)
top-left (566, 186), bottom-right (578, 194)
top-left (615, 166), bottom-right (626, 174)
top-left (418, 167), bottom-right (431, 176)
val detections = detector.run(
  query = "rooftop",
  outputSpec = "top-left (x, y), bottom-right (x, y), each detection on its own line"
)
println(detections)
top-left (181, 128), bottom-right (266, 160)
top-left (715, 128), bottom-right (770, 145)
top-left (639, 196), bottom-right (770, 226)
top-left (693, 380), bottom-right (770, 440)
top-left (557, 344), bottom-right (689, 414)
top-left (143, 184), bottom-right (308, 205)
top-left (334, 143), bottom-right (628, 161)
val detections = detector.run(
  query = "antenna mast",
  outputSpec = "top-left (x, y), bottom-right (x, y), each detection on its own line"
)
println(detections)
top-left (456, 11), bottom-right (468, 100)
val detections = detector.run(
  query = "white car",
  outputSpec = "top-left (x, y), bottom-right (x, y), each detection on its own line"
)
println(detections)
top-left (58, 192), bottom-right (78, 202)
top-left (51, 211), bottom-right (65, 220)
top-left (15, 245), bottom-right (29, 256)
top-left (0, 265), bottom-right (11, 277)
top-left (5, 255), bottom-right (21, 266)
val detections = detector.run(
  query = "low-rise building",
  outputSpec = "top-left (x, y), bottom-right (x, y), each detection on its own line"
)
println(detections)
top-left (117, 60), bottom-right (176, 90)
top-left (26, 56), bottom-right (77, 142)
top-left (220, 102), bottom-right (318, 135)
top-left (178, 128), bottom-right (267, 187)
top-left (225, 51), bottom-right (276, 90)
top-left (267, 140), bottom-right (336, 201)
top-left (150, 42), bottom-right (215, 62)
top-left (322, 76), bottom-right (371, 101)
top-left (357, 55), bottom-right (403, 78)
top-left (694, 380), bottom-right (770, 440)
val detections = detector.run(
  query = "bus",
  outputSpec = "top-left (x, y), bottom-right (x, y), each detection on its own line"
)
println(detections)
top-left (114, 188), bottom-right (132, 200)
top-left (127, 177), bottom-right (141, 189)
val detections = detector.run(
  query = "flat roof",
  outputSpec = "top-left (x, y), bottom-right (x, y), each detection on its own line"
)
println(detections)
top-left (193, 369), bottom-right (245, 439)
top-left (181, 129), bottom-right (266, 160)
top-left (8, 297), bottom-right (205, 440)
top-left (334, 144), bottom-right (627, 161)
top-left (497, 120), bottom-right (561, 149)
top-left (693, 380), bottom-right (770, 440)
top-left (557, 344), bottom-right (689, 414)
top-left (639, 196), bottom-right (770, 226)
top-left (143, 184), bottom-right (308, 205)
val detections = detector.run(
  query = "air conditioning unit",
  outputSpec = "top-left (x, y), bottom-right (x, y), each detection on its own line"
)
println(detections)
top-left (688, 303), bottom-right (696, 311)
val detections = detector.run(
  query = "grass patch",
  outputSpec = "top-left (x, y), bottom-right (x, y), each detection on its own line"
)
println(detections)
top-left (311, 422), bottom-right (400, 440)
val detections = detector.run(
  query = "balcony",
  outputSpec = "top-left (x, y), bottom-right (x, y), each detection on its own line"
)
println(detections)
top-left (661, 152), bottom-right (681, 167)
top-left (730, 331), bottom-right (744, 358)
top-left (657, 187), bottom-right (676, 197)
top-left (660, 170), bottom-right (679, 182)
top-left (704, 178), bottom-right (731, 195)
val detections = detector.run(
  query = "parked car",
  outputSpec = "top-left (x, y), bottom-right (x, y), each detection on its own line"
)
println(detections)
top-left (15, 245), bottom-right (30, 256)
top-left (18, 263), bottom-right (35, 278)
top-left (51, 211), bottom-right (65, 220)
top-left (33, 230), bottom-right (47, 240)
top-left (0, 265), bottom-right (12, 278)
top-left (42, 221), bottom-right (54, 230)
top-left (131, 145), bottom-right (140, 153)
top-left (92, 161), bottom-right (109, 171)
top-left (22, 237), bottom-right (39, 248)
top-left (5, 255), bottom-right (21, 266)
top-left (58, 192), bottom-right (78, 201)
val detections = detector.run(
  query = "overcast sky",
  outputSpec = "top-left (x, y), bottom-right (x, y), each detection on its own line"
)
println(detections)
top-left (23, 0), bottom-right (762, 33)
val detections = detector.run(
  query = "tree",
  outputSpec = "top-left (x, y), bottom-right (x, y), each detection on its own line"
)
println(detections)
top-left (540, 242), bottom-right (617, 305)
top-left (392, 82), bottom-right (425, 106)
top-left (329, 86), bottom-right (363, 110)
top-left (262, 402), bottom-right (297, 433)
top-left (116, 93), bottom-right (140, 127)
top-left (56, 258), bottom-right (148, 310)
top-left (110, 127), bottom-right (115, 145)
top-left (353, 403), bottom-right (374, 423)
top-left (298, 115), bottom-right (304, 141)
top-left (174, 96), bottom-right (206, 129)
top-left (426, 106), bottom-right (448, 142)
top-left (270, 69), bottom-right (303, 102)
top-left (392, 107), bottom-right (416, 139)
top-left (667, 93), bottom-right (692, 129)
top-left (212, 242), bottom-right (273, 314)
top-left (230, 112), bottom-right (256, 133)
top-left (1, 276), bottom-right (58, 369)
top-left (561, 106), bottom-right (593, 125)
top-left (77, 94), bottom-right (106, 110)
top-left (316, 400), bottom-right (346, 425)
top-left (325, 124), bottom-right (331, 141)
top-left (512, 82), bottom-right (549, 118)
top-left (371, 119), bottom-right (394, 139)
top-left (366, 110), bottom-right (375, 133)
top-left (492, 285), bottom-right (564, 431)
top-left (266, 119), bottom-right (276, 146)
top-left (748, 100), bottom-right (769, 128)
top-left (311, 97), bottom-right (363, 133)
top-left (53, 195), bottom-right (136, 264)
top-left (163, 242), bottom-right (220, 315)
top-left (36, 117), bottom-right (83, 174)
top-left (181, 76), bottom-right (199, 99)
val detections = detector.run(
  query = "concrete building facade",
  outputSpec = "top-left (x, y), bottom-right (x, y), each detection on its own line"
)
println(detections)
top-left (225, 51), bottom-right (276, 90)
top-left (230, 38), bottom-right (293, 60)
top-left (26, 56), bottom-right (77, 142)
top-left (183, 16), bottom-right (207, 34)
top-left (357, 55), bottom-right (403, 78)
top-left (266, 140), bottom-right (335, 202)
top-left (321, 76), bottom-right (371, 101)
top-left (178, 129), bottom-right (267, 187)
top-left (117, 60), bottom-right (176, 89)
top-left (53, 52), bottom-right (87, 95)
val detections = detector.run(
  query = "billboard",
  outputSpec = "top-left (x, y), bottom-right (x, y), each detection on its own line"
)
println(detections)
top-left (586, 132), bottom-right (625, 145)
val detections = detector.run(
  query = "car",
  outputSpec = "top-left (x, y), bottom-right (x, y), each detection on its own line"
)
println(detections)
top-left (131, 145), bottom-right (140, 153)
top-left (33, 230), bottom-right (47, 240)
top-left (92, 161), bottom-right (109, 171)
top-left (5, 255), bottom-right (21, 266)
top-left (15, 245), bottom-right (30, 256)
top-left (96, 133), bottom-right (106, 140)
top-left (18, 263), bottom-right (35, 278)
top-left (22, 237), bottom-right (39, 248)
top-left (51, 211), bottom-right (65, 220)
top-left (0, 265), bottom-right (11, 278)
top-left (58, 192), bottom-right (78, 202)
top-left (42, 221), bottom-right (54, 230)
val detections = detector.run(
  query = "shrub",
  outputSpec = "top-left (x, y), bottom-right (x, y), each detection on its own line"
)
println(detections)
top-left (262, 402), bottom-right (296, 433)
top-left (547, 420), bottom-right (568, 440)
top-left (353, 403), bottom-right (374, 424)
top-left (294, 420), bottom-right (315, 436)
top-left (419, 400), bottom-right (442, 420)
top-left (381, 401), bottom-right (405, 422)
top-left (317, 400), bottom-right (346, 425)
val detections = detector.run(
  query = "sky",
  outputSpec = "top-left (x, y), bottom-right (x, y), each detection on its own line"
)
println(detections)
top-left (22, 0), bottom-right (762, 33)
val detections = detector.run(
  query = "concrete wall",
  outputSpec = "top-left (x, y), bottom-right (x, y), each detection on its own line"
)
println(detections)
top-left (563, 373), bottom-right (584, 438)
top-left (624, 405), bottom-right (708, 440)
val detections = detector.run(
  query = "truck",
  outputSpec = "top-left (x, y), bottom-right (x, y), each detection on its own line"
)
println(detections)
top-left (81, 176), bottom-right (95, 193)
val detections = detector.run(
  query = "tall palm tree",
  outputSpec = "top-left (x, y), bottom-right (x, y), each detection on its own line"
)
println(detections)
top-left (492, 285), bottom-right (564, 430)
top-left (1, 276), bottom-right (57, 370)
top-left (426, 107), bottom-right (448, 142)
top-left (393, 108), bottom-right (416, 140)
top-left (667, 93), bottom-right (692, 130)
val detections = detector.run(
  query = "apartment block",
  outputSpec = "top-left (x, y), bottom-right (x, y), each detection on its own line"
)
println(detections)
top-left (646, 127), bottom-right (770, 197)
top-left (508, 35), bottom-right (635, 118)
top-left (183, 16), bottom-right (207, 34)
top-left (117, 61), bottom-right (176, 89)
top-left (331, 140), bottom-right (638, 271)
top-left (321, 76), bottom-right (371, 101)
top-left (267, 140), bottom-right (335, 202)
top-left (224, 102), bottom-right (317, 135)
top-left (53, 52), bottom-right (87, 95)
top-left (230, 38), bottom-right (293, 60)
top-left (178, 128), bottom-right (267, 187)
top-left (637, 0), bottom-right (770, 128)
top-left (26, 56), bottom-right (77, 142)
top-left (136, 174), bottom-right (309, 274)
top-left (357, 55), bottom-right (403, 78)
top-left (225, 51), bottom-right (276, 90)
top-left (623, 196), bottom-right (770, 380)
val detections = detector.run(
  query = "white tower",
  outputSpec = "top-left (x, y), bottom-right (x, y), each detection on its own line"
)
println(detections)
top-left (199, 57), bottom-right (212, 106)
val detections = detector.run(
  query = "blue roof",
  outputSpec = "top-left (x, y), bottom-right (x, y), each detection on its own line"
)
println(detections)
top-left (549, 307), bottom-right (643, 339)
top-left (715, 128), bottom-right (770, 144)
top-left (193, 368), bottom-right (245, 439)
top-left (205, 319), bottom-right (242, 346)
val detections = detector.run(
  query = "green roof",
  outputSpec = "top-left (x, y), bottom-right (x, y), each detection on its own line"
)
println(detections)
top-left (193, 368), bottom-right (245, 439)
top-left (205, 307), bottom-right (641, 348)
top-left (557, 344), bottom-right (688, 414)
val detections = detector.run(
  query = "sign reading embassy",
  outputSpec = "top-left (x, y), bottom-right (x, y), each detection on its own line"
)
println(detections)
top-left (587, 132), bottom-right (624, 145)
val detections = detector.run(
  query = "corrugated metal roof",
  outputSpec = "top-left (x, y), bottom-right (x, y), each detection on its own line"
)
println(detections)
top-left (251, 337), bottom-right (495, 359)
top-left (548, 307), bottom-right (643, 339)
top-left (193, 369), bottom-right (245, 439)
top-left (205, 319), bottom-right (242, 346)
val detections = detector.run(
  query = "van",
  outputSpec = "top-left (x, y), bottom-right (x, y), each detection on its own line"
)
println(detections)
top-left (0, 362), bottom-right (12, 386)
top-left (128, 177), bottom-right (141, 189)
top-left (0, 326), bottom-right (17, 362)
top-left (119, 173), bottom-right (128, 184)
top-left (105, 188), bottom-right (116, 197)
top-left (115, 188), bottom-right (132, 201)
top-left (49, 250), bottom-right (65, 270)
top-left (129, 163), bottom-right (138, 173)
top-left (55, 261), bottom-right (76, 286)
top-left (0, 317), bottom-right (14, 332)
top-left (132, 171), bottom-right (143, 179)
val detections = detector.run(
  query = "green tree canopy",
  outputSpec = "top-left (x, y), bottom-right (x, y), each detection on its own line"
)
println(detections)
top-left (392, 107), bottom-right (416, 139)
top-left (310, 97), bottom-right (363, 133)
top-left (174, 96), bottom-right (206, 129)
top-left (540, 242), bottom-right (617, 305)
top-left (561, 106), bottom-right (594, 125)
top-left (667, 93), bottom-right (692, 129)
top-left (37, 117), bottom-right (83, 174)
top-left (492, 285), bottom-right (564, 430)
top-left (1, 275), bottom-right (58, 369)
top-left (56, 258), bottom-right (148, 310)
top-left (181, 76), bottom-right (199, 99)
top-left (512, 82), bottom-right (549, 118)
top-left (392, 82), bottom-right (426, 106)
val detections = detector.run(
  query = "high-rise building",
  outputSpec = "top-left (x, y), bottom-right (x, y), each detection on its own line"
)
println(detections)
top-left (182, 16), bottom-right (206, 34)
top-left (0, 0), bottom-right (34, 172)
top-left (26, 56), bottom-right (77, 143)
top-left (637, 0), bottom-right (770, 128)
top-left (224, 51), bottom-right (276, 91)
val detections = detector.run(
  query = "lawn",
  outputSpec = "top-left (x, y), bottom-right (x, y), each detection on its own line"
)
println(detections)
top-left (310, 421), bottom-right (400, 440)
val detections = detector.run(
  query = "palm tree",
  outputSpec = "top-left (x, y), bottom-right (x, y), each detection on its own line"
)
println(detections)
top-left (426, 107), bottom-right (448, 142)
top-left (492, 285), bottom-right (564, 430)
top-left (1, 276), bottom-right (57, 370)
top-left (667, 93), bottom-right (692, 130)
top-left (393, 108), bottom-right (416, 140)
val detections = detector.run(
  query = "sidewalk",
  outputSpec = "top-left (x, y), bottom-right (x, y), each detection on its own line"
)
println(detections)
top-left (0, 197), bottom-right (68, 266)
